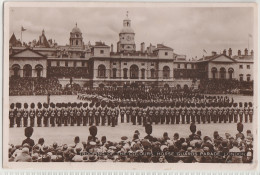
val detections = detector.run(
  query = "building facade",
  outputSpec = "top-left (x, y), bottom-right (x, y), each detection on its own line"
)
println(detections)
top-left (9, 14), bottom-right (254, 89)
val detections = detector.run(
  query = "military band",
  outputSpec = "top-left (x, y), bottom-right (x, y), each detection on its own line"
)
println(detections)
top-left (9, 100), bottom-right (253, 128)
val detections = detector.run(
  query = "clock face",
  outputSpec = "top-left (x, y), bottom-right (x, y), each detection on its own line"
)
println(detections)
top-left (126, 36), bottom-right (131, 41)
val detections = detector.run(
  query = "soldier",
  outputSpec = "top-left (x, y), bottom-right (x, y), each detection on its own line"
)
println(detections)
top-left (111, 104), bottom-right (116, 127)
top-left (233, 103), bottom-right (238, 123)
top-left (56, 103), bottom-right (62, 127)
top-left (238, 102), bottom-right (244, 123)
top-left (9, 103), bottom-right (15, 128)
top-left (23, 103), bottom-right (29, 127)
top-left (131, 103), bottom-right (137, 125)
top-left (70, 105), bottom-right (75, 126)
top-left (160, 105), bottom-right (165, 124)
top-left (249, 102), bottom-right (253, 123)
top-left (50, 103), bottom-right (56, 127)
top-left (94, 103), bottom-right (100, 126)
top-left (181, 106), bottom-right (186, 124)
top-left (244, 102), bottom-right (249, 123)
top-left (148, 107), bottom-right (153, 124)
top-left (29, 103), bottom-right (36, 127)
top-left (206, 103), bottom-right (211, 124)
top-left (36, 103), bottom-right (43, 127)
top-left (170, 104), bottom-right (175, 124)
top-left (63, 104), bottom-right (69, 126)
top-left (165, 104), bottom-right (171, 124)
top-left (201, 104), bottom-right (206, 124)
top-left (106, 103), bottom-right (111, 126)
top-left (218, 107), bottom-right (223, 123)
top-left (196, 103), bottom-right (201, 124)
top-left (126, 104), bottom-right (131, 123)
top-left (175, 103), bottom-right (180, 124)
top-left (16, 103), bottom-right (22, 127)
top-left (186, 103), bottom-right (191, 124)
top-left (154, 107), bottom-right (160, 125)
top-left (212, 107), bottom-right (217, 123)
top-left (137, 107), bottom-right (143, 125)
top-left (191, 105), bottom-right (196, 123)
top-left (142, 107), bottom-right (147, 126)
top-left (43, 103), bottom-right (49, 127)
top-left (120, 103), bottom-right (125, 123)
top-left (82, 103), bottom-right (88, 126)
top-left (223, 107), bottom-right (228, 123)
top-left (228, 103), bottom-right (234, 123)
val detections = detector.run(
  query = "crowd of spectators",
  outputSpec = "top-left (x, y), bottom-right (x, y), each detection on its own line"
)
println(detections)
top-left (199, 79), bottom-right (253, 95)
top-left (47, 67), bottom-right (89, 79)
top-left (9, 77), bottom-right (81, 96)
top-left (9, 123), bottom-right (253, 163)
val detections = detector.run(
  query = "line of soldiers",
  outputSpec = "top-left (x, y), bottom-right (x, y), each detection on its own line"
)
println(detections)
top-left (9, 100), bottom-right (253, 128)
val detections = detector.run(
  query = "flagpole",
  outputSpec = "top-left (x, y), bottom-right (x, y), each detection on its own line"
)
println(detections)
top-left (248, 35), bottom-right (249, 51)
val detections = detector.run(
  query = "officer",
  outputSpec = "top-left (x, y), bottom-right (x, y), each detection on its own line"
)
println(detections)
top-left (29, 103), bottom-right (36, 127)
top-left (23, 103), bottom-right (29, 127)
top-left (36, 103), bottom-right (42, 127)
top-left (9, 103), bottom-right (15, 128)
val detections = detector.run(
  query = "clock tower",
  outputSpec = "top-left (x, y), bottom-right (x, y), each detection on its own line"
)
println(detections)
top-left (117, 12), bottom-right (136, 53)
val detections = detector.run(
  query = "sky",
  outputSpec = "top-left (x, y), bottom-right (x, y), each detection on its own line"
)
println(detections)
top-left (9, 6), bottom-right (255, 59)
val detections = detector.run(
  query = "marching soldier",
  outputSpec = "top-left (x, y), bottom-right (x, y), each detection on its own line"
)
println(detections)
top-left (181, 107), bottom-right (186, 124)
top-left (160, 105), bottom-right (165, 124)
top-left (154, 107), bottom-right (160, 124)
top-left (76, 106), bottom-right (82, 126)
top-left (94, 103), bottom-right (100, 126)
top-left (29, 103), bottom-right (36, 127)
top-left (36, 103), bottom-right (43, 127)
top-left (201, 104), bottom-right (206, 124)
top-left (9, 103), bottom-right (15, 128)
top-left (228, 104), bottom-right (234, 123)
top-left (131, 103), bottom-right (137, 125)
top-left (142, 107), bottom-right (147, 126)
top-left (165, 105), bottom-right (171, 124)
top-left (218, 107), bottom-right (223, 123)
top-left (196, 103), bottom-right (201, 124)
top-left (212, 107), bottom-right (217, 123)
top-left (186, 104), bottom-right (191, 124)
top-left (107, 103), bottom-right (111, 126)
top-left (223, 107), bottom-right (228, 123)
top-left (111, 104), bottom-right (116, 127)
top-left (23, 103), bottom-right (29, 127)
top-left (206, 104), bottom-right (211, 123)
top-left (70, 107), bottom-right (75, 126)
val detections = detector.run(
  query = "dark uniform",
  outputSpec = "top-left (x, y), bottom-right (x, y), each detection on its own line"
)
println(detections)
top-left (126, 107), bottom-right (131, 123)
top-left (137, 109), bottom-right (142, 125)
top-left (120, 107), bottom-right (125, 123)
top-left (23, 109), bottom-right (29, 127)
top-left (9, 106), bottom-right (15, 128)
top-left (43, 109), bottom-right (49, 127)
top-left (63, 109), bottom-right (69, 126)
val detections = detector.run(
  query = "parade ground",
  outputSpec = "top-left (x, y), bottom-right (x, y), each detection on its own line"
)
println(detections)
top-left (8, 94), bottom-right (254, 146)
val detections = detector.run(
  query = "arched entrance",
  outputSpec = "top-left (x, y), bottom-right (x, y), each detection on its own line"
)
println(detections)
top-left (211, 67), bottom-right (217, 79)
top-left (12, 64), bottom-right (20, 77)
top-left (228, 68), bottom-right (234, 80)
top-left (130, 65), bottom-right (139, 79)
top-left (23, 64), bottom-right (32, 77)
top-left (163, 66), bottom-right (170, 79)
top-left (98, 64), bottom-right (106, 78)
top-left (35, 64), bottom-right (43, 77)
top-left (220, 67), bottom-right (226, 79)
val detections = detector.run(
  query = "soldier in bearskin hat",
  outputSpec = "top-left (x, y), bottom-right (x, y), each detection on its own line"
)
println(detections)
top-left (233, 103), bottom-right (238, 123)
top-left (69, 103), bottom-right (75, 126)
top-left (120, 102), bottom-right (125, 123)
top-left (9, 103), bottom-right (15, 128)
top-left (170, 103), bottom-right (176, 124)
top-left (190, 103), bottom-right (196, 124)
top-left (36, 102), bottom-right (42, 127)
top-left (142, 105), bottom-right (148, 126)
top-left (23, 103), bottom-right (29, 127)
top-left (125, 103), bottom-right (131, 123)
top-left (43, 103), bottom-right (49, 127)
top-left (181, 106), bottom-right (186, 124)
top-left (29, 103), bottom-right (36, 127)
top-left (82, 103), bottom-right (89, 126)
top-left (175, 102), bottom-right (180, 124)
top-left (56, 103), bottom-right (62, 127)
top-left (50, 103), bottom-right (56, 127)
top-left (223, 104), bottom-right (228, 123)
top-left (111, 103), bottom-right (116, 127)
top-left (137, 106), bottom-right (143, 125)
top-left (228, 103), bottom-right (234, 123)
top-left (185, 103), bottom-right (191, 124)
top-left (201, 103), bottom-right (206, 124)
top-left (159, 103), bottom-right (165, 124)
top-left (248, 102), bottom-right (253, 123)
top-left (144, 124), bottom-right (154, 142)
top-left (244, 102), bottom-right (249, 123)
top-left (131, 102), bottom-right (137, 125)
top-left (94, 102), bottom-right (100, 126)
top-left (165, 103), bottom-right (171, 124)
top-left (238, 102), bottom-right (244, 123)
top-left (16, 103), bottom-right (22, 127)
top-left (206, 103), bottom-right (211, 124)
top-left (196, 103), bottom-right (201, 124)
top-left (106, 102), bottom-right (112, 126)
top-left (63, 103), bottom-right (69, 126)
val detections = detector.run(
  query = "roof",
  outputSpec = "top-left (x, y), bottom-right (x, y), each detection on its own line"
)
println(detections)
top-left (94, 42), bottom-right (110, 48)
top-left (197, 54), bottom-right (237, 63)
top-left (71, 26), bottom-right (81, 33)
top-left (154, 44), bottom-right (173, 51)
top-left (120, 27), bottom-right (135, 34)
top-left (10, 48), bottom-right (47, 58)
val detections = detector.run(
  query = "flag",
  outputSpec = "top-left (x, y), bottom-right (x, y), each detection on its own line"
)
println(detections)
top-left (203, 49), bottom-right (207, 53)
top-left (249, 34), bottom-right (252, 38)
top-left (21, 26), bottom-right (26, 31)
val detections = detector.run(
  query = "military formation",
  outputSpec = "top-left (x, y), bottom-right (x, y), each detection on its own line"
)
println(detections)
top-left (9, 96), bottom-right (253, 128)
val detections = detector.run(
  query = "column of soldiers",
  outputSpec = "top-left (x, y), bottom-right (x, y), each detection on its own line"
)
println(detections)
top-left (9, 100), bottom-right (253, 128)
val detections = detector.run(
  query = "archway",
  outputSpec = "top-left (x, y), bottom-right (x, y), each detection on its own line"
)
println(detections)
top-left (211, 67), bottom-right (217, 79)
top-left (98, 64), bottom-right (106, 78)
top-left (220, 67), bottom-right (226, 79)
top-left (228, 68), bottom-right (234, 80)
top-left (12, 64), bottom-right (20, 77)
top-left (35, 64), bottom-right (43, 77)
top-left (23, 64), bottom-right (32, 77)
top-left (130, 65), bottom-right (139, 79)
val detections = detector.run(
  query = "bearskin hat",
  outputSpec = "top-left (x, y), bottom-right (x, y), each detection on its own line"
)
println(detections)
top-left (43, 103), bottom-right (49, 108)
top-left (101, 101), bottom-right (106, 108)
top-left (95, 102), bottom-right (100, 108)
top-left (10, 103), bottom-right (15, 109)
top-left (206, 103), bottom-right (210, 107)
top-left (83, 103), bottom-right (88, 108)
top-left (244, 102), bottom-right (248, 108)
top-left (77, 103), bottom-right (82, 108)
top-left (24, 103), bottom-right (28, 109)
top-left (89, 103), bottom-right (94, 108)
top-left (249, 102), bottom-right (253, 107)
top-left (190, 123), bottom-right (196, 134)
top-left (56, 103), bottom-right (61, 108)
top-left (68, 102), bottom-right (71, 107)
top-left (145, 124), bottom-right (153, 135)
top-left (228, 103), bottom-right (233, 108)
top-left (233, 103), bottom-right (238, 108)
top-left (50, 102), bottom-right (55, 108)
top-left (196, 103), bottom-right (201, 108)
top-left (37, 102), bottom-right (42, 109)
top-left (24, 127), bottom-right (34, 138)
top-left (201, 103), bottom-right (205, 108)
top-left (237, 122), bottom-right (244, 133)
top-left (187, 103), bottom-right (190, 108)
top-left (239, 102), bottom-right (243, 108)
top-left (89, 126), bottom-right (97, 137)
top-left (30, 103), bottom-right (35, 109)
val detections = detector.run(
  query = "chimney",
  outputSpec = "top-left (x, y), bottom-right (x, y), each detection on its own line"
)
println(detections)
top-left (238, 50), bottom-right (241, 56)
top-left (141, 42), bottom-right (145, 53)
top-left (111, 44), bottom-right (113, 53)
top-left (223, 49), bottom-right (227, 56)
top-left (245, 48), bottom-right (248, 56)
top-left (212, 51), bottom-right (217, 56)
top-left (228, 48), bottom-right (232, 57)
top-left (251, 50), bottom-right (254, 56)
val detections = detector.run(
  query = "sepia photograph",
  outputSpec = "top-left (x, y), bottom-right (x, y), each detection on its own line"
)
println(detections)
top-left (3, 2), bottom-right (258, 170)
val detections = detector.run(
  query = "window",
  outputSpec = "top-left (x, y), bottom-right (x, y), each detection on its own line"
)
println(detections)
top-left (65, 61), bottom-right (68, 67)
top-left (124, 62), bottom-right (127, 65)
top-left (141, 63), bottom-right (145, 66)
top-left (247, 65), bottom-right (250, 69)
top-left (239, 74), bottom-right (243, 81)
top-left (151, 69), bottom-right (155, 79)
top-left (123, 68), bottom-right (128, 79)
top-left (98, 65), bottom-right (106, 78)
top-left (130, 65), bottom-right (139, 79)
top-left (76, 40), bottom-right (78, 45)
top-left (23, 64), bottom-right (32, 77)
top-left (178, 64), bottom-right (180, 69)
top-left (247, 74), bottom-right (251, 82)
top-left (113, 62), bottom-right (116, 65)
top-left (82, 61), bottom-right (85, 67)
top-left (239, 65), bottom-right (243, 69)
top-left (163, 66), bottom-right (170, 79)
top-left (112, 68), bottom-right (117, 78)
top-left (57, 61), bottom-right (60, 67)
top-left (165, 52), bottom-right (168, 56)
top-left (151, 62), bottom-right (154, 66)
top-left (100, 50), bottom-right (104, 54)
top-left (220, 67), bottom-right (226, 79)
top-left (141, 69), bottom-right (145, 79)
top-left (184, 64), bottom-right (187, 69)
top-left (74, 61), bottom-right (77, 67)
top-left (191, 64), bottom-right (194, 69)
